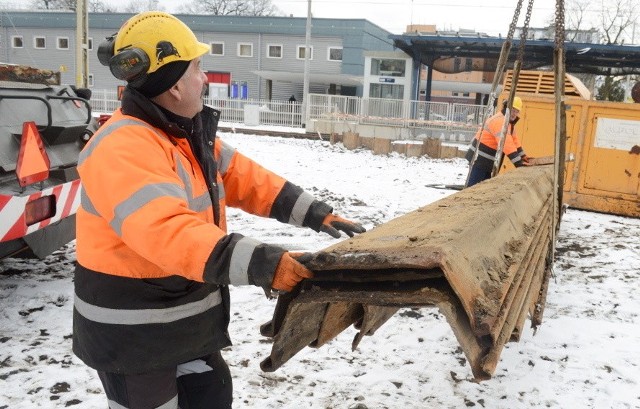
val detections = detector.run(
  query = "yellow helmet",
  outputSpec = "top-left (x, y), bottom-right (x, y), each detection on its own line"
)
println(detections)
top-left (98, 11), bottom-right (209, 83)
top-left (512, 96), bottom-right (523, 111)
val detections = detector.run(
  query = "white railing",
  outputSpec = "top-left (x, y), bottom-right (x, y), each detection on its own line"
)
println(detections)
top-left (206, 98), bottom-right (303, 128)
top-left (88, 91), bottom-right (489, 133)
top-left (307, 94), bottom-right (489, 132)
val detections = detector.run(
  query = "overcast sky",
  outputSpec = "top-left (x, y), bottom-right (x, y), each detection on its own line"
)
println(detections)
top-left (103, 0), bottom-right (573, 36)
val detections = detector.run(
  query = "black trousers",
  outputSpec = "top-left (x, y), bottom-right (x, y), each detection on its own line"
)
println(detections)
top-left (97, 351), bottom-right (233, 409)
top-left (467, 165), bottom-right (492, 187)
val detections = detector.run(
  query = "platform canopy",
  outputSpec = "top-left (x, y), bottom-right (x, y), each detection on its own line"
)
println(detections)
top-left (390, 34), bottom-right (640, 76)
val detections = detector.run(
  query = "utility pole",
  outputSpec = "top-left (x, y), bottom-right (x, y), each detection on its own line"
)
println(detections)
top-left (76, 0), bottom-right (88, 88)
top-left (302, 0), bottom-right (311, 128)
top-left (625, 21), bottom-right (636, 101)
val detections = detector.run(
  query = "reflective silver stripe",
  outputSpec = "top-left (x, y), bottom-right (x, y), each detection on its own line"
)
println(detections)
top-left (510, 152), bottom-right (524, 162)
top-left (191, 192), bottom-right (213, 213)
top-left (110, 183), bottom-right (187, 237)
top-left (288, 191), bottom-right (314, 226)
top-left (469, 145), bottom-right (496, 161)
top-left (108, 395), bottom-right (178, 409)
top-left (74, 289), bottom-right (222, 325)
top-left (174, 154), bottom-right (213, 213)
top-left (218, 141), bottom-right (236, 176)
top-left (175, 155), bottom-right (193, 202)
top-left (176, 359), bottom-right (213, 377)
top-left (79, 118), bottom-right (163, 166)
top-left (228, 237), bottom-right (261, 285)
top-left (80, 188), bottom-right (100, 217)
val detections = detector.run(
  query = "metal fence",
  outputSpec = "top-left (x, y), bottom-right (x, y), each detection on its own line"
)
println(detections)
top-left (89, 91), bottom-right (489, 133)
top-left (308, 94), bottom-right (489, 132)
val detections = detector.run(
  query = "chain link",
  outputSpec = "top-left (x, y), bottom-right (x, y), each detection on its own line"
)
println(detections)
top-left (517, 0), bottom-right (535, 64)
top-left (555, 0), bottom-right (566, 48)
top-left (507, 0), bottom-right (525, 41)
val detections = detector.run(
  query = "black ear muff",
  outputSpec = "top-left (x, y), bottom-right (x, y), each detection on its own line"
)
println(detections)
top-left (108, 47), bottom-right (150, 84)
top-left (97, 35), bottom-right (150, 86)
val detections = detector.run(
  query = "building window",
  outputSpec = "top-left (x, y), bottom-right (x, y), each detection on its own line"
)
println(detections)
top-left (370, 58), bottom-right (406, 77)
top-left (328, 47), bottom-right (343, 61)
top-left (88, 38), bottom-right (93, 51)
top-left (453, 58), bottom-right (461, 72)
top-left (465, 58), bottom-right (473, 71)
top-left (369, 83), bottom-right (404, 99)
top-left (12, 36), bottom-right (23, 48)
top-left (57, 37), bottom-right (69, 50)
top-left (238, 43), bottom-right (253, 57)
top-left (297, 45), bottom-right (313, 60)
top-left (88, 74), bottom-right (94, 87)
top-left (210, 42), bottom-right (224, 56)
top-left (34, 36), bottom-right (46, 49)
top-left (267, 44), bottom-right (282, 58)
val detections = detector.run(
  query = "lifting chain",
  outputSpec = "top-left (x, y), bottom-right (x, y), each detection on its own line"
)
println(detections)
top-left (464, 0), bottom-right (526, 187)
top-left (536, 0), bottom-right (567, 328)
top-left (490, 0), bottom-right (536, 178)
top-left (555, 0), bottom-right (566, 49)
top-left (507, 0), bottom-right (524, 42)
top-left (517, 0), bottom-right (535, 65)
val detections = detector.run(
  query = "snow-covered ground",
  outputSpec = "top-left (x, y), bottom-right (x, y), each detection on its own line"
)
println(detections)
top-left (1, 132), bottom-right (639, 408)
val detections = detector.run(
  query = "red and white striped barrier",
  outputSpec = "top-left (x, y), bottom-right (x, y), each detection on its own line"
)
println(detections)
top-left (0, 179), bottom-right (82, 242)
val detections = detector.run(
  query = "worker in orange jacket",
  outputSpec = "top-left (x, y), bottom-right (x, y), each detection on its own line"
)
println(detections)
top-left (74, 11), bottom-right (365, 409)
top-left (465, 96), bottom-right (530, 187)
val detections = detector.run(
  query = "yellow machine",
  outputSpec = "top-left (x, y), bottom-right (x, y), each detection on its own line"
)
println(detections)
top-left (500, 70), bottom-right (640, 218)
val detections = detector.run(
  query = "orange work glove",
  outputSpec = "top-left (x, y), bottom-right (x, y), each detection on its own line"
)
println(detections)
top-left (271, 252), bottom-right (314, 292)
top-left (320, 213), bottom-right (366, 239)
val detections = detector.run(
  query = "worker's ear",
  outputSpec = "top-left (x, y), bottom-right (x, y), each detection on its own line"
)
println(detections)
top-left (167, 81), bottom-right (184, 101)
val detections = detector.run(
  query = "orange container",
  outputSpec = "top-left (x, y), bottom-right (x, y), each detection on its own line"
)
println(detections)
top-left (499, 89), bottom-right (640, 218)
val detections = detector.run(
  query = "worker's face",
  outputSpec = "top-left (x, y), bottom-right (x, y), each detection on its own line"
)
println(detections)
top-left (175, 57), bottom-right (208, 118)
top-left (510, 108), bottom-right (520, 121)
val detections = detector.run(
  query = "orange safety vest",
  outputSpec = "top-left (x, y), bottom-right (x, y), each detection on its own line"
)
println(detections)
top-left (465, 112), bottom-right (526, 170)
top-left (73, 96), bottom-right (331, 373)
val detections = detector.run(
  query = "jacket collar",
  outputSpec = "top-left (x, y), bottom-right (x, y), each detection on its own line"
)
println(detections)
top-left (120, 86), bottom-right (220, 140)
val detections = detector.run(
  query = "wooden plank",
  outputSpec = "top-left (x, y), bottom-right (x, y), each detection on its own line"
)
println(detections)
top-left (373, 138), bottom-right (392, 155)
top-left (342, 131), bottom-right (360, 150)
top-left (422, 138), bottom-right (442, 158)
top-left (405, 143), bottom-right (424, 157)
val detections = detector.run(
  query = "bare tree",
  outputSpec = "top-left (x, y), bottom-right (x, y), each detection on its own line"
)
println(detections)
top-left (89, 0), bottom-right (117, 12)
top-left (600, 0), bottom-right (639, 44)
top-left (30, 0), bottom-right (73, 10)
top-left (178, 0), bottom-right (280, 16)
top-left (29, 0), bottom-right (112, 12)
top-left (565, 0), bottom-right (594, 41)
top-left (121, 0), bottom-right (166, 13)
top-left (566, 0), bottom-right (639, 44)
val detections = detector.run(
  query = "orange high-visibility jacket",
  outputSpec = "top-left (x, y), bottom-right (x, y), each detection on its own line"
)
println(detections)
top-left (73, 90), bottom-right (332, 374)
top-left (465, 112), bottom-right (526, 171)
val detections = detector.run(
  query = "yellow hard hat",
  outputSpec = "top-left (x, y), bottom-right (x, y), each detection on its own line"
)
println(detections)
top-left (98, 11), bottom-right (209, 84)
top-left (512, 96), bottom-right (523, 111)
top-left (114, 11), bottom-right (209, 75)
